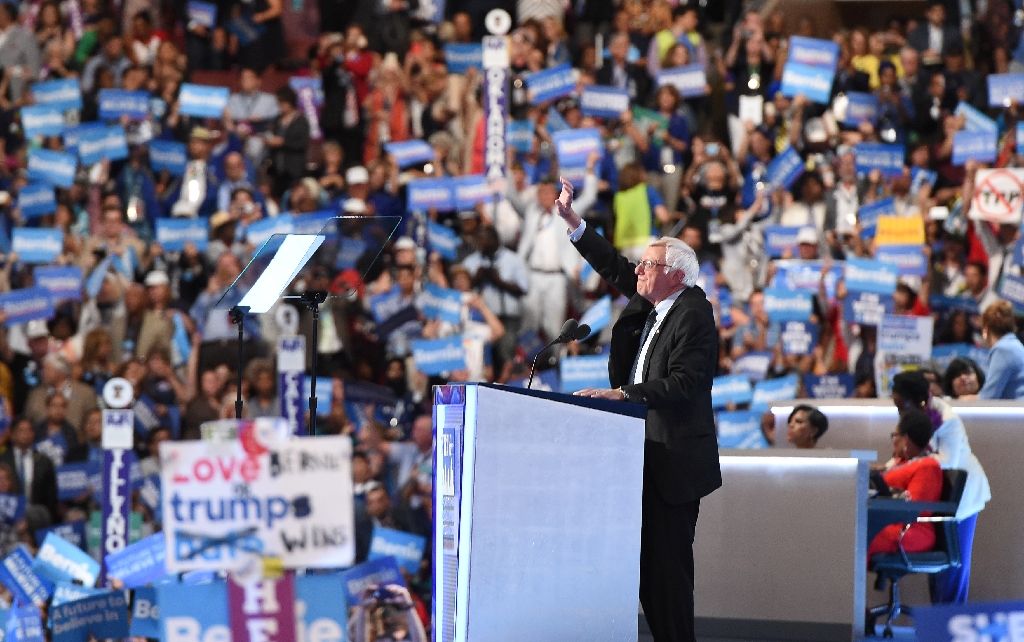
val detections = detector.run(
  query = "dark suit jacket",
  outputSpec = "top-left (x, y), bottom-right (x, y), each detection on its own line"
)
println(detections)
top-left (0, 449), bottom-right (59, 518)
top-left (574, 225), bottom-right (722, 504)
top-left (907, 24), bottom-right (963, 58)
top-left (595, 62), bottom-right (652, 104)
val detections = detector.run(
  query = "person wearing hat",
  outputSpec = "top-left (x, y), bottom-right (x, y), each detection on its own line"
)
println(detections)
top-left (135, 270), bottom-right (180, 361)
top-left (206, 211), bottom-right (242, 265)
top-left (7, 320), bottom-right (52, 416)
top-left (794, 226), bottom-right (820, 260)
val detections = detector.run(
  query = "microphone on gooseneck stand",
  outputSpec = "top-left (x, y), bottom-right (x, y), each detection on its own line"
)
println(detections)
top-left (527, 319), bottom-right (579, 389)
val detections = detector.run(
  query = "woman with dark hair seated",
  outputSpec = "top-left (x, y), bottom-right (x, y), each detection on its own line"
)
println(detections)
top-left (785, 404), bottom-right (829, 448)
top-left (867, 409), bottom-right (943, 558)
top-left (942, 357), bottom-right (985, 399)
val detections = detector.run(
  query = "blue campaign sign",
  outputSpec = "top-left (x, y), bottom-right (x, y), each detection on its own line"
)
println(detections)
top-left (999, 273), bottom-right (1024, 312)
top-left (803, 373), bottom-right (854, 399)
top-left (31, 79), bottom-right (82, 111)
top-left (51, 583), bottom-right (108, 607)
top-left (788, 36), bottom-right (840, 69)
top-left (931, 343), bottom-right (977, 373)
top-left (841, 92), bottom-right (878, 125)
top-left (385, 140), bottom-right (434, 168)
top-left (854, 143), bottom-right (904, 177)
top-left (509, 369), bottom-right (560, 392)
top-left (412, 336), bottom-right (467, 375)
top-left (712, 374), bottom-right (753, 408)
top-left (876, 244), bottom-right (928, 277)
top-left (339, 557), bottom-right (405, 605)
top-left (751, 374), bottom-right (800, 411)
top-left (952, 130), bottom-right (997, 166)
top-left (104, 532), bottom-right (166, 588)
top-left (156, 217), bottom-right (209, 251)
top-left (578, 295), bottom-right (612, 339)
top-left (17, 183), bottom-right (56, 219)
top-left (552, 128), bottom-right (602, 167)
top-left (295, 574), bottom-right (348, 637)
top-left (844, 258), bottom-right (898, 294)
top-left (955, 101), bottom-right (998, 134)
top-left (910, 168), bottom-right (938, 196)
top-left (508, 120), bottom-right (535, 153)
top-left (580, 85), bottom-right (630, 119)
top-left (5, 605), bottom-right (44, 642)
top-left (1019, 123), bottom-right (1024, 155)
top-left (559, 354), bottom-right (610, 392)
top-left (369, 287), bottom-right (405, 324)
top-left (289, 76), bottom-right (323, 106)
top-left (21, 104), bottom-right (66, 138)
top-left (138, 474), bottom-right (161, 516)
top-left (35, 265), bottom-right (83, 302)
top-left (763, 288), bottom-right (813, 323)
top-left (51, 590), bottom-right (129, 642)
top-left (158, 579), bottom-right (229, 641)
top-left (763, 225), bottom-right (802, 258)
top-left (716, 411), bottom-right (766, 449)
top-left (97, 89), bottom-right (150, 120)
top-left (844, 290), bottom-right (894, 326)
top-left (301, 376), bottom-right (334, 413)
top-left (245, 214), bottom-right (294, 247)
top-left (444, 43), bottom-right (483, 73)
top-left (12, 228), bottom-right (62, 264)
top-left (148, 139), bottom-right (187, 175)
top-left (780, 320), bottom-right (819, 355)
top-left (56, 462), bottom-right (99, 501)
top-left (0, 546), bottom-right (52, 607)
top-left (657, 64), bottom-right (707, 97)
top-left (858, 197), bottom-right (895, 230)
top-left (781, 60), bottom-right (835, 104)
top-left (35, 521), bottom-right (86, 552)
top-left (546, 105), bottom-right (570, 133)
top-left (764, 146), bottom-right (805, 190)
top-left (987, 73), bottom-right (1024, 107)
top-left (426, 220), bottom-right (461, 260)
top-left (0, 287), bottom-right (55, 327)
top-left (177, 83), bottom-right (229, 118)
top-left (187, 1), bottom-right (217, 28)
top-left (732, 351), bottom-right (771, 382)
top-left (0, 493), bottom-right (25, 524)
top-left (369, 527), bottom-right (427, 575)
top-left (407, 177), bottom-right (454, 211)
top-left (915, 599), bottom-right (1024, 642)
top-left (525, 64), bottom-right (576, 104)
top-left (27, 149), bottom-right (76, 188)
top-left (420, 284), bottom-right (463, 324)
top-left (129, 587), bottom-right (160, 638)
top-left (452, 174), bottom-right (491, 209)
top-left (76, 124), bottom-right (128, 165)
top-left (36, 434), bottom-right (67, 467)
top-left (32, 532), bottom-right (100, 586)
top-left (929, 295), bottom-right (978, 315)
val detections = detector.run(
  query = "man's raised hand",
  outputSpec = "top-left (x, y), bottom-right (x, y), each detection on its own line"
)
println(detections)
top-left (556, 176), bottom-right (582, 229)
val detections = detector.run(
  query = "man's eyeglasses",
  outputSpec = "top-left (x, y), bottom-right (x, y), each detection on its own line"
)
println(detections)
top-left (636, 259), bottom-right (672, 272)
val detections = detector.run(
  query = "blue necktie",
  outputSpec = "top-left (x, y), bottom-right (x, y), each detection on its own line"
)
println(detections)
top-left (628, 309), bottom-right (659, 384)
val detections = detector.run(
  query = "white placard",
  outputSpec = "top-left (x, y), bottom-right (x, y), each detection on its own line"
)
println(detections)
top-left (739, 95), bottom-right (764, 126)
top-left (102, 409), bottom-right (135, 450)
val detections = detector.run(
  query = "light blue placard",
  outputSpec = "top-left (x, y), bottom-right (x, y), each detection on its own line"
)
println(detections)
top-left (186, 1), bottom-right (217, 28)
top-left (780, 320), bottom-right (819, 356)
top-left (97, 89), bottom-right (150, 120)
top-left (787, 36), bottom-right (840, 69)
top-left (854, 143), bottom-right (904, 177)
top-left (716, 410), bottom-right (766, 449)
top-left (0, 546), bottom-right (51, 607)
top-left (103, 532), bottom-right (166, 588)
top-left (578, 295), bottom-right (612, 339)
top-left (876, 244), bottom-right (928, 276)
top-left (763, 225), bottom-right (802, 258)
top-left (385, 140), bottom-right (434, 168)
top-left (158, 579), bottom-right (228, 640)
top-left (559, 354), bottom-right (610, 392)
top-left (955, 101), bottom-right (998, 134)
top-left (930, 343), bottom-right (976, 374)
top-left (338, 557), bottom-right (405, 605)
top-left (657, 64), bottom-right (707, 97)
top-left (763, 287), bottom-right (813, 322)
top-left (552, 128), bottom-right (602, 167)
top-left (426, 220), bottom-right (461, 260)
top-left (244, 214), bottom-right (294, 247)
top-left (61, 121), bottom-right (104, 158)
top-left (21, 104), bottom-right (66, 138)
top-left (508, 369), bottom-right (560, 392)
top-left (858, 197), bottom-right (895, 229)
top-left (408, 177), bottom-right (454, 211)
top-left (999, 273), bottom-right (1024, 312)
top-left (987, 73), bottom-right (1024, 107)
top-left (5, 605), bottom-right (44, 642)
top-left (780, 60), bottom-right (834, 104)
top-left (12, 228), bottom-right (63, 264)
top-left (420, 284), bottom-right (463, 324)
top-left (177, 83), bottom-right (229, 118)
top-left (580, 85), bottom-right (630, 119)
top-left (77, 124), bottom-right (128, 164)
top-left (31, 79), bottom-right (82, 111)
top-left (155, 217), bottom-right (209, 252)
top-left (16, 183), bottom-right (56, 219)
top-left (711, 374), bottom-right (753, 408)
top-left (751, 374), bottom-right (800, 411)
top-left (525, 64), bottom-right (576, 104)
top-left (841, 91), bottom-right (878, 125)
top-left (288, 76), bottom-right (323, 106)
top-left (0, 287), bottom-right (55, 327)
top-left (732, 351), bottom-right (771, 382)
top-left (35, 521), bottom-right (86, 552)
top-left (50, 582), bottom-right (109, 607)
top-left (444, 43), bottom-right (483, 73)
top-left (844, 291), bottom-right (893, 326)
top-left (27, 149), bottom-right (76, 188)
top-left (508, 120), bottom-right (535, 153)
top-left (952, 130), bottom-right (997, 166)
top-left (771, 260), bottom-right (843, 297)
top-left (412, 336), bottom-right (467, 375)
top-left (546, 106), bottom-right (570, 133)
top-left (129, 587), bottom-right (160, 638)
top-left (295, 574), bottom-right (348, 635)
top-left (803, 373), bottom-right (854, 399)
top-left (910, 168), bottom-right (937, 196)
top-left (764, 146), bottom-right (805, 190)
top-left (453, 174), bottom-right (491, 209)
top-left (1018, 124), bottom-right (1024, 156)
top-left (368, 287), bottom-right (405, 324)
top-left (369, 526), bottom-right (427, 574)
top-left (300, 376), bottom-right (334, 413)
top-left (916, 599), bottom-right (1024, 642)
top-left (32, 532), bottom-right (100, 586)
top-left (844, 258), bottom-right (898, 294)
top-left (148, 139), bottom-right (187, 175)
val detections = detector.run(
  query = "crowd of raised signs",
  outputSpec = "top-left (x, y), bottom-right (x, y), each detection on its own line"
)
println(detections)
top-left (1, 0), bottom-right (1024, 634)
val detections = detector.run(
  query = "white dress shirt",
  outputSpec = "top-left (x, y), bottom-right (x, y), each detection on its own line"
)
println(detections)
top-left (632, 289), bottom-right (684, 384)
top-left (15, 448), bottom-right (33, 500)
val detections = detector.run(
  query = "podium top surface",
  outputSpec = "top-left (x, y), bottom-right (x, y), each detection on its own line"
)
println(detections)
top-left (434, 382), bottom-right (648, 420)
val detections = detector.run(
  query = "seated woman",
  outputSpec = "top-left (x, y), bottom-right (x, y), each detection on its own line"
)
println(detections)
top-left (942, 357), bottom-right (985, 399)
top-left (785, 404), bottom-right (828, 448)
top-left (867, 409), bottom-right (943, 559)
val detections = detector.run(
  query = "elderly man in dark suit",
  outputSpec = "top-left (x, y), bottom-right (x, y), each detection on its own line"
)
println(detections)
top-left (555, 177), bottom-right (721, 642)
top-left (1, 418), bottom-right (59, 521)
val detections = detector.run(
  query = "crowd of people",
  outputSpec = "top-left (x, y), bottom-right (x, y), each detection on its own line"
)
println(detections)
top-left (1, 0), bottom-right (1024, 630)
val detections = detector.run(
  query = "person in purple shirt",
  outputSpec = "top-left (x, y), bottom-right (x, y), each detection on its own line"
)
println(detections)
top-left (974, 301), bottom-right (1024, 400)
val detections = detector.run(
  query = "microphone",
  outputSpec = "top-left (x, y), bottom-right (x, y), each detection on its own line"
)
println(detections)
top-left (573, 324), bottom-right (592, 341)
top-left (527, 319), bottom-right (580, 389)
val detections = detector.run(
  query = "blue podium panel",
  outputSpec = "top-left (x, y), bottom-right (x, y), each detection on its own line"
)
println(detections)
top-left (434, 384), bottom-right (646, 642)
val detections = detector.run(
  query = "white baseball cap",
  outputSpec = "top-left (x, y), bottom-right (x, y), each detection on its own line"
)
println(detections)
top-left (345, 166), bottom-right (369, 185)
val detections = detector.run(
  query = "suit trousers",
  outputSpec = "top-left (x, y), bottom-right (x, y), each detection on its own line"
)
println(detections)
top-left (640, 484), bottom-right (701, 642)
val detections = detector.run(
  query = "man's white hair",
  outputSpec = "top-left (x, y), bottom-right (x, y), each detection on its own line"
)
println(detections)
top-left (651, 237), bottom-right (699, 288)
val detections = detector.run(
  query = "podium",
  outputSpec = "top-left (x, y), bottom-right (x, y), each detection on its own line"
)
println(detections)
top-left (433, 383), bottom-right (647, 642)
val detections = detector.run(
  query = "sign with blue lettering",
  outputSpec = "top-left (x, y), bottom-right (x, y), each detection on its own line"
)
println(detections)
top-left (426, 220), bottom-right (461, 260)
top-left (780, 60), bottom-right (835, 104)
top-left (27, 149), bottom-right (76, 188)
top-left (857, 197), bottom-right (895, 230)
top-left (508, 120), bottom-right (535, 153)
top-left (876, 244), bottom-right (928, 277)
top-left (21, 104), bottom-right (66, 138)
top-left (764, 225), bottom-right (802, 258)
top-left (716, 411), bottom-right (766, 449)
top-left (412, 336), bottom-right (467, 375)
top-left (156, 217), bottom-right (209, 252)
top-left (129, 587), bottom-right (160, 638)
top-left (578, 295), bottom-right (612, 339)
top-left (452, 174), bottom-right (491, 209)
top-left (31, 79), bottom-right (82, 111)
top-left (844, 258), bottom-right (898, 294)
top-left (559, 354), bottom-right (610, 392)
top-left (552, 128), bottom-right (602, 167)
top-left (733, 351), bottom-right (771, 382)
top-left (854, 143), bottom-right (904, 177)
top-left (956, 101), bottom-right (998, 133)
top-left (13, 228), bottom-right (63, 264)
top-left (16, 183), bottom-right (56, 220)
top-left (998, 273), bottom-right (1024, 312)
top-left (803, 373), bottom-right (854, 399)
top-left (0, 287), bottom-right (55, 327)
top-left (780, 320), bottom-right (819, 355)
top-left (97, 89), bottom-right (150, 120)
top-left (763, 288), bottom-right (813, 322)
top-left (915, 599), bottom-right (1024, 642)
top-left (987, 73), bottom-right (1024, 107)
top-left (407, 177), bottom-right (454, 211)
top-left (657, 65), bottom-right (707, 97)
top-left (788, 36), bottom-right (840, 69)
top-left (339, 557), bottom-right (405, 606)
top-left (56, 461), bottom-right (99, 502)
top-left (35, 521), bottom-right (86, 552)
top-left (840, 92), bottom-right (878, 125)
top-left (77, 124), bottom-right (128, 164)
top-left (187, 1), bottom-right (217, 28)
top-left (158, 579), bottom-right (229, 642)
top-left (369, 527), bottom-right (426, 575)
top-left (5, 605), bottom-right (44, 642)
top-left (420, 284), bottom-right (463, 324)
top-left (764, 146), bottom-right (805, 190)
top-left (444, 43), bottom-right (483, 73)
top-left (0, 546), bottom-right (52, 607)
top-left (525, 64), bottom-right (576, 104)
top-left (51, 590), bottom-right (129, 642)
top-left (772, 260), bottom-right (843, 297)
top-left (580, 86), bottom-right (630, 119)
top-left (879, 314), bottom-right (934, 358)
top-left (0, 493), bottom-right (25, 524)
top-left (103, 532), bottom-right (166, 588)
top-left (844, 291), bottom-right (893, 326)
top-left (952, 130), bottom-right (997, 166)
top-left (751, 374), bottom-right (800, 411)
top-left (385, 140), bottom-right (434, 168)
top-left (712, 374), bottom-right (753, 408)
top-left (148, 139), bottom-right (187, 175)
top-left (32, 532), bottom-right (100, 586)
top-left (178, 83), bottom-right (229, 118)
